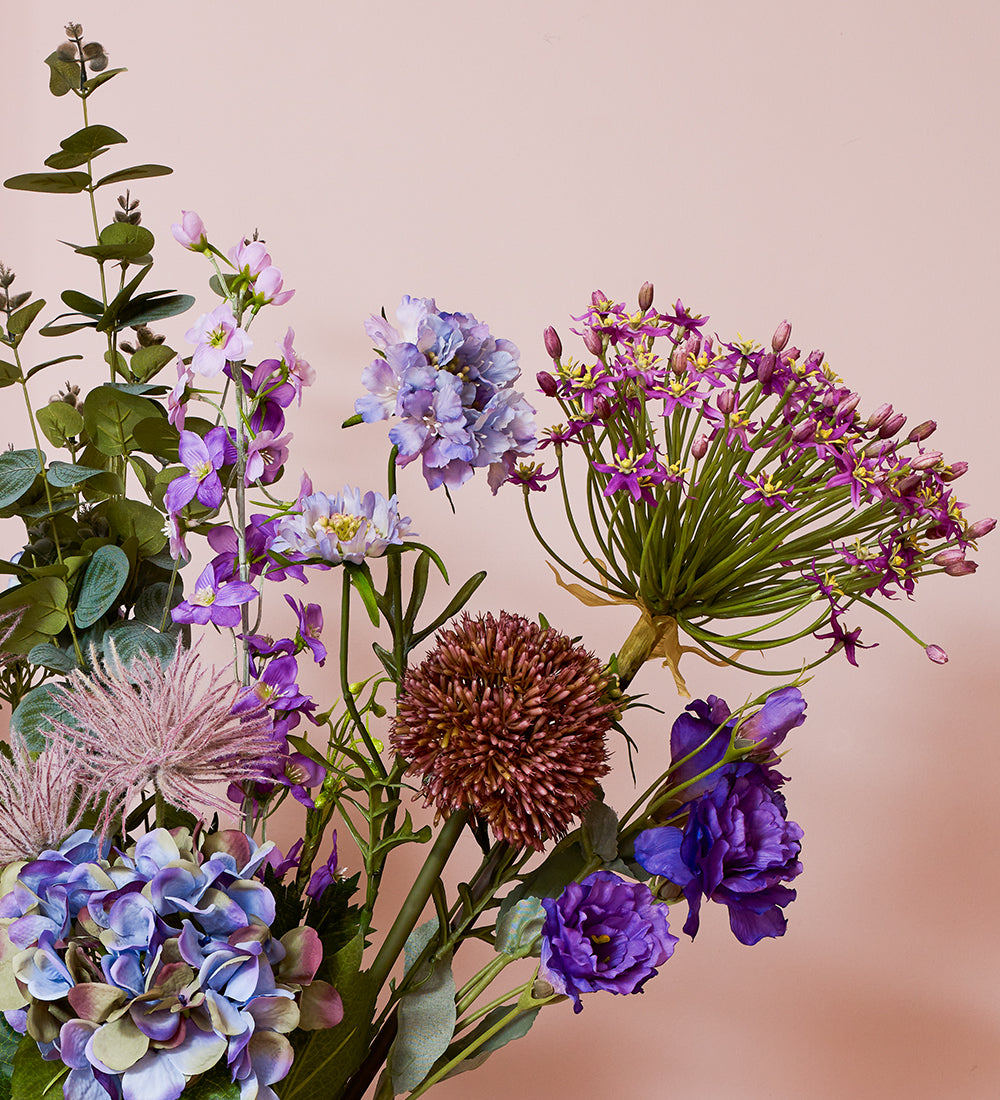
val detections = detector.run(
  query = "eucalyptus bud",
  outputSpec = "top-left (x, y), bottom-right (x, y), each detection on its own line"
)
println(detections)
top-left (56, 41), bottom-right (78, 60)
top-left (0, 264), bottom-right (15, 289)
top-left (637, 281), bottom-right (654, 312)
top-left (543, 326), bottom-right (562, 360)
top-left (64, 22), bottom-right (84, 39)
top-left (771, 319), bottom-right (791, 353)
top-left (7, 292), bottom-right (30, 311)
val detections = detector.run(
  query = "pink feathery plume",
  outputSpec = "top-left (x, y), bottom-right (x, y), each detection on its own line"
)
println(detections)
top-left (0, 738), bottom-right (86, 863)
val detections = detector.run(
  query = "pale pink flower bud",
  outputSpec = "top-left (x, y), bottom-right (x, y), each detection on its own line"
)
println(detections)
top-left (583, 328), bottom-right (603, 356)
top-left (771, 320), bottom-right (791, 353)
top-left (171, 210), bottom-right (208, 251)
top-left (866, 402), bottom-right (893, 430)
top-left (836, 392), bottom-right (860, 419)
top-left (543, 326), bottom-right (562, 360)
top-left (907, 419), bottom-right (936, 443)
top-left (716, 389), bottom-right (736, 415)
top-left (910, 450), bottom-right (943, 470)
top-left (933, 548), bottom-right (966, 567)
top-left (941, 461), bottom-right (968, 482)
top-left (944, 560), bottom-right (977, 576)
top-left (792, 418), bottom-right (816, 443)
top-left (691, 434), bottom-right (709, 459)
top-left (878, 412), bottom-right (907, 438)
top-left (966, 517), bottom-right (996, 539)
top-left (638, 281), bottom-right (654, 312)
top-left (925, 644), bottom-right (948, 664)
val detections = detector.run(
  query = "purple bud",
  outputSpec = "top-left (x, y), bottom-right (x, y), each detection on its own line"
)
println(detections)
top-left (691, 434), bottom-right (709, 459)
top-left (591, 289), bottom-right (606, 308)
top-left (716, 389), bottom-right (736, 415)
top-left (583, 328), bottom-right (603, 356)
top-left (771, 320), bottom-right (791, 354)
top-left (933, 548), bottom-right (967, 567)
top-left (910, 450), bottom-right (943, 470)
top-left (791, 418), bottom-right (816, 443)
top-left (966, 517), bottom-right (996, 539)
top-left (592, 395), bottom-right (612, 421)
top-left (866, 402), bottom-right (893, 430)
top-left (637, 281), bottom-right (654, 312)
top-left (536, 371), bottom-right (558, 397)
top-left (894, 472), bottom-right (922, 496)
top-left (543, 326), bottom-right (563, 361)
top-left (835, 392), bottom-right (860, 419)
top-left (907, 419), bottom-right (936, 443)
top-left (757, 351), bottom-right (776, 386)
top-left (878, 412), bottom-right (907, 439)
top-left (669, 344), bottom-right (688, 375)
top-left (925, 644), bottom-right (948, 664)
top-left (941, 461), bottom-right (968, 482)
top-left (944, 560), bottom-right (977, 576)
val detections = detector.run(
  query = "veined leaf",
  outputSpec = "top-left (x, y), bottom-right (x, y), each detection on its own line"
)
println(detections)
top-left (0, 449), bottom-right (43, 508)
top-left (44, 49), bottom-right (81, 97)
top-left (36, 404), bottom-right (84, 448)
top-left (74, 544), bottom-right (130, 628)
top-left (0, 577), bottom-right (69, 656)
top-left (59, 124), bottom-right (127, 155)
top-left (73, 223), bottom-right (154, 262)
top-left (95, 164), bottom-right (172, 188)
top-left (3, 171), bottom-right (91, 194)
top-left (7, 299), bottom-right (46, 337)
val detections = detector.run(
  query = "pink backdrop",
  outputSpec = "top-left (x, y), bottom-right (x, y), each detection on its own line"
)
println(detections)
top-left (3, 3), bottom-right (999, 1097)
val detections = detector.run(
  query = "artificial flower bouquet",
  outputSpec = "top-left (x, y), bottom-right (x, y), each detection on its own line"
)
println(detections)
top-left (0, 25), bottom-right (992, 1100)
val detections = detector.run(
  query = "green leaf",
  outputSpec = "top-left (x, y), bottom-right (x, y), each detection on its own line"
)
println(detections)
top-left (0, 449), bottom-right (43, 508)
top-left (0, 578), bottom-right (69, 655)
top-left (23, 354), bottom-right (85, 381)
top-left (98, 262), bottom-right (153, 333)
top-left (0, 1013), bottom-right (20, 1100)
top-left (182, 1063), bottom-right (239, 1099)
top-left (437, 1005), bottom-right (541, 1081)
top-left (10, 1035), bottom-right (66, 1100)
top-left (581, 795), bottom-right (619, 862)
top-left (101, 621), bottom-right (177, 666)
top-left (0, 362), bottom-right (22, 388)
top-left (60, 289), bottom-right (104, 317)
top-left (95, 164), bottom-right (172, 188)
top-left (38, 320), bottom-right (97, 337)
top-left (412, 570), bottom-right (487, 645)
top-left (132, 582), bottom-right (179, 628)
top-left (129, 344), bottom-right (176, 382)
top-left (74, 544), bottom-right (130, 628)
top-left (7, 299), bottom-right (46, 337)
top-left (83, 67), bottom-right (128, 93)
top-left (389, 918), bottom-right (457, 1095)
top-left (82, 386), bottom-right (159, 456)
top-left (346, 563), bottom-right (380, 627)
top-left (118, 292), bottom-right (195, 328)
top-left (59, 124), bottom-right (127, 155)
top-left (403, 551), bottom-right (431, 631)
top-left (97, 499), bottom-right (167, 556)
top-left (27, 643), bottom-right (77, 674)
top-left (9, 682), bottom-right (77, 753)
top-left (36, 404), bottom-right (84, 448)
top-left (46, 461), bottom-right (103, 487)
top-left (44, 50), bottom-right (81, 97)
top-left (43, 147), bottom-right (108, 170)
top-left (73, 223), bottom-right (154, 262)
top-left (3, 172), bottom-right (90, 194)
top-left (493, 898), bottom-right (545, 958)
top-left (208, 273), bottom-right (240, 298)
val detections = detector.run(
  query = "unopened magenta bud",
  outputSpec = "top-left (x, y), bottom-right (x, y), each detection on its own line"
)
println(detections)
top-left (583, 328), bottom-right (603, 356)
top-left (757, 351), bottom-right (776, 385)
top-left (941, 461), bottom-right (968, 482)
top-left (771, 320), bottom-right (791, 353)
top-left (638, 281), bottom-right (654, 312)
top-left (933, 548), bottom-right (967, 567)
top-left (669, 344), bottom-right (688, 375)
top-left (895, 472), bottom-right (922, 496)
top-left (910, 450), bottom-right (943, 470)
top-left (536, 371), bottom-right (558, 397)
top-left (543, 326), bottom-right (562, 361)
top-left (907, 419), bottom-right (936, 443)
top-left (591, 289), bottom-right (607, 308)
top-left (691, 434), bottom-right (709, 459)
top-left (925, 644), bottom-right (948, 664)
top-left (878, 412), bottom-right (907, 439)
top-left (716, 389), bottom-right (736, 415)
top-left (836, 392), bottom-right (860, 419)
top-left (791, 418), bottom-right (816, 443)
top-left (866, 402), bottom-right (893, 430)
top-left (944, 559), bottom-right (978, 576)
top-left (966, 517), bottom-right (997, 539)
top-left (592, 395), bottom-right (612, 421)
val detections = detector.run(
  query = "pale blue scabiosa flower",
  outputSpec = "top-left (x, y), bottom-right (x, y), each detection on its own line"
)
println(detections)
top-left (271, 487), bottom-right (411, 565)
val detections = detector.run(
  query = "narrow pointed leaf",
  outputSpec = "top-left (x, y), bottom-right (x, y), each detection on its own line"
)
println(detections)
top-left (83, 67), bottom-right (128, 93)
top-left (24, 354), bottom-right (84, 381)
top-left (95, 164), bottom-right (172, 188)
top-left (118, 292), bottom-right (195, 327)
top-left (412, 570), bottom-right (487, 644)
top-left (347, 564), bottom-right (380, 626)
top-left (3, 171), bottom-right (91, 194)
top-left (7, 299), bottom-right (46, 337)
top-left (61, 289), bottom-right (104, 317)
top-left (403, 551), bottom-right (432, 630)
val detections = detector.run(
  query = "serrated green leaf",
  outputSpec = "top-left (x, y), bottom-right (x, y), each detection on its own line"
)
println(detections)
top-left (46, 461), bottom-right (103, 487)
top-left (82, 385), bottom-right (158, 456)
top-left (73, 223), bottom-right (154, 262)
top-left (0, 578), bottom-right (69, 656)
top-left (36, 403), bottom-right (84, 447)
top-left (60, 289), bottom-right (104, 317)
top-left (129, 344), bottom-right (176, 382)
top-left (59, 124), bottom-right (127, 155)
top-left (83, 66), bottom-right (128, 93)
top-left (3, 172), bottom-right (90, 194)
top-left (94, 164), bottom-right (172, 188)
top-left (10, 1035), bottom-right (66, 1100)
top-left (0, 449), bottom-right (43, 508)
top-left (44, 50), bottom-right (81, 97)
top-left (389, 919), bottom-right (457, 1094)
top-left (7, 299), bottom-right (46, 337)
top-left (74, 544), bottom-right (130, 628)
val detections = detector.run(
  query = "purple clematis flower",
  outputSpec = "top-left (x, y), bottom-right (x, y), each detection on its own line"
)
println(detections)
top-left (164, 426), bottom-right (229, 513)
top-left (171, 564), bottom-right (258, 628)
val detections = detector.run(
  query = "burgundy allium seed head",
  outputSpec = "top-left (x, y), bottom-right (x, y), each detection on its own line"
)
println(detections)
top-left (44, 644), bottom-right (275, 836)
top-left (391, 611), bottom-right (615, 850)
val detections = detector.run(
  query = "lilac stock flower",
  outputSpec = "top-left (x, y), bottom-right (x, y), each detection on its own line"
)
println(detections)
top-left (356, 296), bottom-right (536, 493)
top-left (164, 426), bottom-right (229, 513)
top-left (185, 304), bottom-right (253, 378)
top-left (170, 210), bottom-right (208, 251)
top-left (171, 563), bottom-right (258, 628)
top-left (271, 487), bottom-right (412, 565)
top-left (539, 871), bottom-right (677, 1013)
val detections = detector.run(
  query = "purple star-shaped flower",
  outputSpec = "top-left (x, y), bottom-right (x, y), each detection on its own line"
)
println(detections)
top-left (164, 426), bottom-right (229, 514)
top-left (170, 564), bottom-right (258, 628)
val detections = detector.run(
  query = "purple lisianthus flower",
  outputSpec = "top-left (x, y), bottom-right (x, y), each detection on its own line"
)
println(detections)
top-left (185, 304), bottom-right (253, 378)
top-left (539, 870), bottom-right (677, 1014)
top-left (164, 426), bottom-right (230, 513)
top-left (171, 564), bottom-right (258, 628)
top-left (634, 762), bottom-right (804, 946)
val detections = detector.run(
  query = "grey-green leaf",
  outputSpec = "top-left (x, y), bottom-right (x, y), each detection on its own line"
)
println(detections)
top-left (44, 50), bottom-right (81, 97)
top-left (101, 621), bottom-right (177, 666)
top-left (493, 898), bottom-right (546, 959)
top-left (82, 386), bottom-right (158, 456)
top-left (44, 147), bottom-right (108, 170)
top-left (438, 1005), bottom-right (541, 1081)
top-left (47, 462), bottom-right (103, 487)
top-left (0, 449), bottom-right (42, 508)
top-left (3, 172), bottom-right (91, 194)
top-left (389, 919), bottom-right (457, 1095)
top-left (582, 796), bottom-right (620, 862)
top-left (73, 223), bottom-right (155, 262)
top-left (95, 164), bottom-right (172, 188)
top-left (74, 544), bottom-right (130, 628)
top-left (27, 643), bottom-right (77, 674)
top-left (9, 682), bottom-right (77, 753)
top-left (83, 67), bottom-right (128, 93)
top-left (129, 344), bottom-right (176, 382)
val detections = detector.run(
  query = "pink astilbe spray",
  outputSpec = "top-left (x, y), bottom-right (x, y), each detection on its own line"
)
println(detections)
top-left (45, 643), bottom-right (275, 835)
top-left (0, 738), bottom-right (86, 863)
